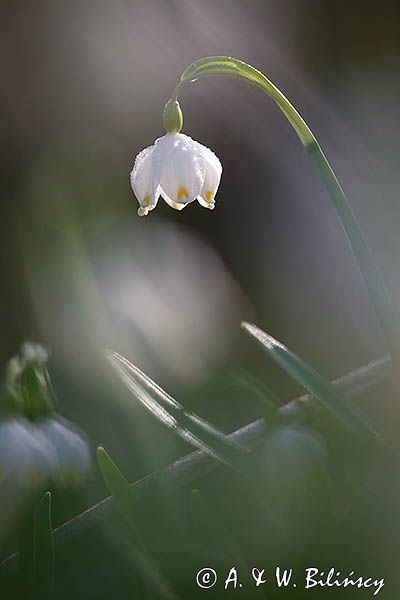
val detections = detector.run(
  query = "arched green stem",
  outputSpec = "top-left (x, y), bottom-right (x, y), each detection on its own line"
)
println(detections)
top-left (171, 56), bottom-right (400, 359)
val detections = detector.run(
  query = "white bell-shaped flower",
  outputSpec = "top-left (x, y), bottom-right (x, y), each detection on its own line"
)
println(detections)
top-left (0, 417), bottom-right (56, 487)
top-left (130, 133), bottom-right (222, 216)
top-left (0, 417), bottom-right (56, 541)
top-left (38, 417), bottom-right (91, 485)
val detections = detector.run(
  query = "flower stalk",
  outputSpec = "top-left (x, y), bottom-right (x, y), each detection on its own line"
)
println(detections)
top-left (168, 56), bottom-right (400, 359)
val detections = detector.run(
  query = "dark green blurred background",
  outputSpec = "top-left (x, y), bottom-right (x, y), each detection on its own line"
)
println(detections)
top-left (1, 0), bottom-right (400, 555)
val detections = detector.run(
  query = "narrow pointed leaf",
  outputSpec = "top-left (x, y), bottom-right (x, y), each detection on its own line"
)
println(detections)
top-left (242, 321), bottom-right (387, 443)
top-left (97, 447), bottom-right (180, 600)
top-left (33, 491), bottom-right (54, 593)
top-left (2, 356), bottom-right (390, 577)
top-left (97, 446), bottom-right (147, 546)
top-left (107, 351), bottom-right (248, 466)
top-left (18, 512), bottom-right (34, 588)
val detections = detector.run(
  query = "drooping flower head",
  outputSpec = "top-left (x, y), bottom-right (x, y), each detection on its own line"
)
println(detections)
top-left (38, 417), bottom-right (91, 485)
top-left (131, 133), bottom-right (222, 216)
top-left (0, 417), bottom-right (56, 487)
top-left (0, 343), bottom-right (91, 493)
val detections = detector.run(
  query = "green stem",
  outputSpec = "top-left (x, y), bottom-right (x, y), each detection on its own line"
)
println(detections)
top-left (308, 142), bottom-right (400, 356)
top-left (173, 56), bottom-right (400, 358)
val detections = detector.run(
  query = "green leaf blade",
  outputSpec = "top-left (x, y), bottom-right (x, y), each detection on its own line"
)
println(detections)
top-left (242, 321), bottom-right (388, 444)
top-left (106, 351), bottom-right (248, 468)
top-left (97, 447), bottom-right (180, 600)
top-left (33, 491), bottom-right (54, 594)
top-left (97, 446), bottom-right (146, 544)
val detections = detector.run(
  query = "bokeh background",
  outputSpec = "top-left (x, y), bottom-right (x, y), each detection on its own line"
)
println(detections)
top-left (1, 0), bottom-right (400, 565)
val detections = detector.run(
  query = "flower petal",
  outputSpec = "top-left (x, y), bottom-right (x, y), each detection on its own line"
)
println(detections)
top-left (130, 144), bottom-right (160, 216)
top-left (0, 418), bottom-right (56, 486)
top-left (38, 417), bottom-right (91, 484)
top-left (153, 133), bottom-right (205, 207)
top-left (196, 143), bottom-right (222, 210)
top-left (159, 188), bottom-right (186, 211)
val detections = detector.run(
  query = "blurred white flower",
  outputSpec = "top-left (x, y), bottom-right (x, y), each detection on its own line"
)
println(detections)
top-left (38, 417), bottom-right (91, 484)
top-left (0, 417), bottom-right (56, 487)
top-left (131, 133), bottom-right (222, 216)
top-left (0, 415), bottom-right (90, 541)
top-left (0, 416), bottom-right (90, 491)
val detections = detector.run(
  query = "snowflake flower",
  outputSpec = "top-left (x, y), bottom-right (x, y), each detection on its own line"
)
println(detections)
top-left (131, 133), bottom-right (222, 216)
top-left (38, 417), bottom-right (91, 484)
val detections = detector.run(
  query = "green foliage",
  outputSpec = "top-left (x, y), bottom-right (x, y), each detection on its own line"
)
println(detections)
top-left (186, 370), bottom-right (280, 420)
top-left (18, 491), bottom-right (54, 598)
top-left (180, 56), bottom-right (314, 146)
top-left (107, 350), bottom-right (248, 468)
top-left (97, 447), bottom-right (180, 599)
top-left (176, 56), bottom-right (400, 358)
top-left (241, 321), bottom-right (388, 444)
top-left (97, 446), bottom-right (147, 547)
top-left (33, 491), bottom-right (54, 594)
top-left (1, 342), bottom-right (55, 420)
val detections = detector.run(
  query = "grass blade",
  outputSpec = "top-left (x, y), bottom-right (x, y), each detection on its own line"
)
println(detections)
top-left (33, 491), bottom-right (54, 594)
top-left (97, 447), bottom-right (180, 600)
top-left (97, 446), bottom-right (147, 546)
top-left (18, 512), bottom-right (34, 590)
top-left (2, 356), bottom-right (390, 577)
top-left (241, 321), bottom-right (388, 444)
top-left (107, 351), bottom-right (248, 467)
